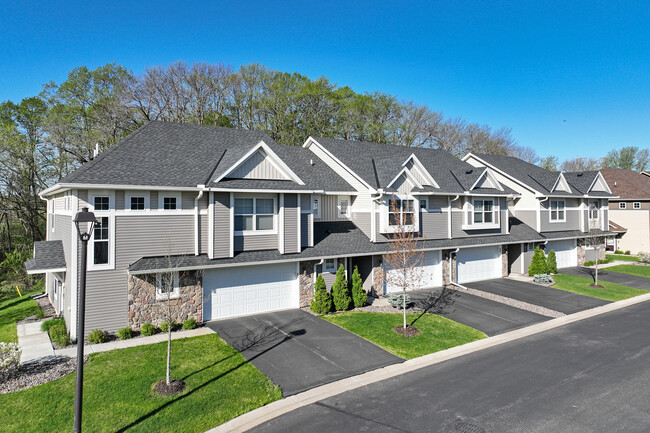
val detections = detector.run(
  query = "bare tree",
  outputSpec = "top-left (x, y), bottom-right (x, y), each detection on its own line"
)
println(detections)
top-left (379, 197), bottom-right (426, 330)
top-left (586, 219), bottom-right (609, 287)
top-left (561, 157), bottom-right (602, 172)
top-left (511, 145), bottom-right (539, 164)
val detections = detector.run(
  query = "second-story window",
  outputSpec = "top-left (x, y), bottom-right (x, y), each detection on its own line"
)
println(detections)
top-left (93, 216), bottom-right (109, 265)
top-left (389, 198), bottom-right (415, 226)
top-left (633, 202), bottom-right (641, 209)
top-left (473, 199), bottom-right (496, 224)
top-left (94, 196), bottom-right (109, 211)
top-left (130, 197), bottom-right (145, 210)
top-left (163, 197), bottom-right (177, 210)
top-left (619, 202), bottom-right (626, 209)
top-left (550, 200), bottom-right (565, 221)
top-left (235, 198), bottom-right (275, 232)
top-left (588, 201), bottom-right (599, 220)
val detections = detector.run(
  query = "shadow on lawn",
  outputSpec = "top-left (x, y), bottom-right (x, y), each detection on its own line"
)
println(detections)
top-left (409, 287), bottom-right (460, 327)
top-left (114, 324), bottom-right (305, 433)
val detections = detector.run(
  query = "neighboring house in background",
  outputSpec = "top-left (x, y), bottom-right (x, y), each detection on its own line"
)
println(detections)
top-left (24, 122), bottom-right (615, 340)
top-left (600, 167), bottom-right (650, 254)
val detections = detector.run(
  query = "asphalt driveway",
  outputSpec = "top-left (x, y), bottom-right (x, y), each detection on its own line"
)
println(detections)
top-left (561, 266), bottom-right (650, 290)
top-left (466, 278), bottom-right (609, 314)
top-left (408, 287), bottom-right (549, 336)
top-left (207, 309), bottom-right (401, 396)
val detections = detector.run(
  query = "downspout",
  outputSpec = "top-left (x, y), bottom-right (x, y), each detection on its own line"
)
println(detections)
top-left (371, 190), bottom-right (385, 242)
top-left (194, 190), bottom-right (204, 256)
top-left (449, 195), bottom-right (460, 239)
top-left (448, 248), bottom-right (467, 289)
top-left (313, 259), bottom-right (324, 285)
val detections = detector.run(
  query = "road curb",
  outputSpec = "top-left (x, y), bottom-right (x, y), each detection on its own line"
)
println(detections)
top-left (207, 292), bottom-right (650, 433)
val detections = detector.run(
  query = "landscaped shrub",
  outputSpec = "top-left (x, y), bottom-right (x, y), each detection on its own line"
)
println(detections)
top-left (160, 320), bottom-right (176, 333)
top-left (48, 324), bottom-right (71, 347)
top-left (638, 252), bottom-right (650, 264)
top-left (528, 248), bottom-right (547, 276)
top-left (88, 329), bottom-right (108, 344)
top-left (310, 274), bottom-right (332, 314)
top-left (625, 250), bottom-right (631, 255)
top-left (182, 318), bottom-right (197, 330)
top-left (331, 264), bottom-right (352, 311)
top-left (533, 274), bottom-right (554, 284)
top-left (614, 249), bottom-right (623, 255)
top-left (584, 258), bottom-right (611, 266)
top-left (546, 250), bottom-right (557, 274)
top-left (387, 293), bottom-right (411, 309)
top-left (40, 317), bottom-right (65, 333)
top-left (350, 266), bottom-right (367, 308)
top-left (0, 342), bottom-right (21, 380)
top-left (140, 322), bottom-right (156, 336)
top-left (117, 327), bottom-right (133, 340)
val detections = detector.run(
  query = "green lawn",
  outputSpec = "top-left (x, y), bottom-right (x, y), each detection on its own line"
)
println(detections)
top-left (0, 334), bottom-right (282, 433)
top-left (605, 264), bottom-right (650, 279)
top-left (606, 254), bottom-right (639, 262)
top-left (553, 274), bottom-right (648, 301)
top-left (0, 289), bottom-right (42, 343)
top-left (322, 312), bottom-right (486, 359)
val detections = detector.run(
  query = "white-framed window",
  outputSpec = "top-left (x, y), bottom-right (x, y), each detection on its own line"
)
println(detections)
top-left (163, 197), bottom-right (177, 210)
top-left (158, 192), bottom-right (181, 211)
top-left (472, 199), bottom-right (497, 224)
top-left (156, 272), bottom-right (180, 300)
top-left (619, 202), bottom-right (627, 209)
top-left (88, 191), bottom-right (114, 270)
top-left (64, 192), bottom-right (72, 211)
top-left (633, 202), bottom-right (641, 209)
top-left (324, 258), bottom-right (336, 272)
top-left (125, 191), bottom-right (149, 211)
top-left (588, 201), bottom-right (599, 220)
top-left (93, 196), bottom-right (110, 211)
top-left (549, 200), bottom-right (566, 222)
top-left (313, 197), bottom-right (321, 219)
top-left (234, 197), bottom-right (276, 233)
top-left (419, 198), bottom-right (428, 210)
top-left (388, 198), bottom-right (415, 226)
top-left (93, 216), bottom-right (109, 265)
top-left (338, 197), bottom-right (349, 217)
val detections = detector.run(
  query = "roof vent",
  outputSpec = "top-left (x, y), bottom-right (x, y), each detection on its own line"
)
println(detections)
top-left (614, 181), bottom-right (617, 187)
top-left (577, 172), bottom-right (583, 177)
top-left (93, 143), bottom-right (99, 158)
top-left (465, 169), bottom-right (473, 174)
top-left (310, 159), bottom-right (314, 166)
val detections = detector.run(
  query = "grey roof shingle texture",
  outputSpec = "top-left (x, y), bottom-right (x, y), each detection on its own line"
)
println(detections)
top-left (25, 241), bottom-right (66, 272)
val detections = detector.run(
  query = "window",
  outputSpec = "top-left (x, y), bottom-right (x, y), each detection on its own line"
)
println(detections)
top-left (472, 199), bottom-right (497, 224)
top-left (388, 198), bottom-right (415, 226)
top-left (313, 197), bottom-right (321, 218)
top-left (163, 197), bottom-right (177, 210)
top-left (94, 196), bottom-right (109, 211)
top-left (633, 202), bottom-right (641, 209)
top-left (130, 196), bottom-right (145, 210)
top-left (234, 197), bottom-right (275, 232)
top-left (588, 201), bottom-right (599, 220)
top-left (156, 272), bottom-right (179, 300)
top-left (419, 199), bottom-right (428, 210)
top-left (324, 258), bottom-right (336, 272)
top-left (338, 198), bottom-right (349, 217)
top-left (619, 202), bottom-right (627, 209)
top-left (549, 200), bottom-right (565, 222)
top-left (93, 216), bottom-right (109, 265)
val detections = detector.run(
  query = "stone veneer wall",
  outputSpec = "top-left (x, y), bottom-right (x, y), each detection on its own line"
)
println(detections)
top-left (501, 245), bottom-right (509, 277)
top-left (128, 271), bottom-right (202, 329)
top-left (577, 241), bottom-right (586, 266)
top-left (298, 261), bottom-right (320, 307)
top-left (442, 251), bottom-right (451, 285)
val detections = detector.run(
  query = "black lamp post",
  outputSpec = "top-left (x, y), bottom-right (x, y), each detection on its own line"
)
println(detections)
top-left (73, 207), bottom-right (96, 433)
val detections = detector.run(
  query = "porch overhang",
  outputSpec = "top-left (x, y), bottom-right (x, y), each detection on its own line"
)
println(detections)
top-left (24, 241), bottom-right (67, 275)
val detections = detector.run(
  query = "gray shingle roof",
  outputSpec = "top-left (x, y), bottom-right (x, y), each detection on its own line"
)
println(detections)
top-left (25, 241), bottom-right (66, 274)
top-left (59, 122), bottom-right (354, 192)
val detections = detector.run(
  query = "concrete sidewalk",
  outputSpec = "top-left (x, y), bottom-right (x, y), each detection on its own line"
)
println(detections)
top-left (17, 320), bottom-right (55, 363)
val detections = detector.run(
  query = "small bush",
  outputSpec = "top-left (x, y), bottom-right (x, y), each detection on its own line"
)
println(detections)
top-left (638, 252), bottom-right (650, 264)
top-left (41, 317), bottom-right (65, 333)
top-left (614, 249), bottom-right (623, 255)
top-left (387, 293), bottom-right (411, 309)
top-left (625, 250), bottom-right (631, 255)
top-left (0, 342), bottom-right (21, 380)
top-left (310, 275), bottom-right (333, 314)
top-left (88, 329), bottom-right (108, 344)
top-left (160, 320), bottom-right (177, 333)
top-left (49, 324), bottom-right (70, 347)
top-left (117, 327), bottom-right (133, 340)
top-left (533, 274), bottom-right (554, 284)
top-left (140, 322), bottom-right (156, 336)
top-left (584, 258), bottom-right (611, 266)
top-left (546, 250), bottom-right (558, 274)
top-left (182, 318), bottom-right (197, 330)
top-left (350, 266), bottom-right (367, 308)
top-left (528, 248), bottom-right (547, 276)
top-left (331, 264), bottom-right (352, 311)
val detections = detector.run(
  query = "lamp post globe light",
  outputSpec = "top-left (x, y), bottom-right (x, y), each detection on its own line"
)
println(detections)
top-left (73, 207), bottom-right (96, 433)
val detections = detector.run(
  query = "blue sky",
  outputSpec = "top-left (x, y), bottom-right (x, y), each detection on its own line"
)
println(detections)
top-left (1, 0), bottom-right (648, 160)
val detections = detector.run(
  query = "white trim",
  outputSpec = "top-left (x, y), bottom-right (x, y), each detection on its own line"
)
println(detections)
top-left (619, 202), bottom-right (627, 209)
top-left (26, 267), bottom-right (67, 275)
top-left (296, 197), bottom-right (301, 252)
top-left (158, 191), bottom-right (182, 211)
top-left (551, 173), bottom-right (572, 193)
top-left (387, 167), bottom-right (423, 190)
top-left (402, 154), bottom-right (439, 188)
top-left (370, 198), bottom-right (377, 242)
top-left (208, 192), bottom-right (214, 259)
top-left (464, 197), bottom-right (500, 229)
top-left (338, 196), bottom-right (350, 218)
top-left (213, 141), bottom-right (305, 185)
top-left (41, 183), bottom-right (203, 197)
top-left (469, 168), bottom-right (504, 192)
top-left (312, 195), bottom-right (321, 219)
top-left (548, 199), bottom-right (567, 223)
top-left (155, 272), bottom-right (180, 300)
top-left (194, 191), bottom-right (204, 256)
top-left (588, 172), bottom-right (613, 194)
top-left (124, 191), bottom-right (150, 211)
top-left (229, 193), bottom-right (234, 258)
top-left (87, 190), bottom-right (115, 271)
top-left (462, 153), bottom-right (540, 194)
top-left (279, 194), bottom-right (285, 254)
top-left (69, 193), bottom-right (78, 341)
top-left (309, 212), bottom-right (314, 247)
top-left (233, 196), bottom-right (278, 235)
top-left (633, 202), bottom-right (641, 209)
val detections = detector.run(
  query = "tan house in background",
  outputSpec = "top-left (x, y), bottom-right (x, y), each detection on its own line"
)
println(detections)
top-left (601, 167), bottom-right (650, 254)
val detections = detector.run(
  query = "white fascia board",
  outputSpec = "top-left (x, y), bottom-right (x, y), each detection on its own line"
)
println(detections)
top-left (587, 172), bottom-right (613, 194)
top-left (463, 153), bottom-right (541, 195)
top-left (207, 187), bottom-right (317, 194)
top-left (27, 267), bottom-right (66, 275)
top-left (402, 154), bottom-right (439, 188)
top-left (387, 167), bottom-right (423, 190)
top-left (304, 137), bottom-right (377, 193)
top-left (41, 183), bottom-right (203, 197)
top-left (213, 141), bottom-right (305, 185)
top-left (469, 168), bottom-right (505, 192)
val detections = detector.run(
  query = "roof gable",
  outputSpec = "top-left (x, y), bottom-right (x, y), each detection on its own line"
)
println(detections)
top-left (588, 172), bottom-right (611, 194)
top-left (387, 168), bottom-right (422, 194)
top-left (470, 168), bottom-right (504, 191)
top-left (551, 173), bottom-right (572, 193)
top-left (403, 154), bottom-right (439, 188)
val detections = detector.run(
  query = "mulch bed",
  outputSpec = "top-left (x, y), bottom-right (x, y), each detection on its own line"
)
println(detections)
top-left (153, 379), bottom-right (186, 395)
top-left (393, 326), bottom-right (420, 337)
top-left (0, 356), bottom-right (84, 394)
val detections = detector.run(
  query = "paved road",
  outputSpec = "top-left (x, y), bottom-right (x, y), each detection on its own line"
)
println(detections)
top-left (207, 309), bottom-right (401, 396)
top-left (468, 278), bottom-right (609, 314)
top-left (409, 287), bottom-right (548, 336)
top-left (562, 266), bottom-right (650, 290)
top-left (251, 301), bottom-right (650, 433)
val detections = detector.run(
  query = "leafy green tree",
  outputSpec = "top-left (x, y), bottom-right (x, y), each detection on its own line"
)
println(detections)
top-left (528, 248), bottom-right (548, 276)
top-left (603, 146), bottom-right (649, 172)
top-left (538, 156), bottom-right (559, 171)
top-left (331, 264), bottom-right (352, 311)
top-left (350, 266), bottom-right (367, 308)
top-left (310, 275), bottom-right (332, 314)
top-left (546, 250), bottom-right (558, 274)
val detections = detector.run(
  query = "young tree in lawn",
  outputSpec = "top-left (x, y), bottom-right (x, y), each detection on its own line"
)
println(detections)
top-left (380, 197), bottom-right (426, 330)
top-left (350, 265), bottom-right (367, 308)
top-left (587, 220), bottom-right (610, 287)
top-left (331, 264), bottom-right (352, 311)
top-left (310, 274), bottom-right (332, 314)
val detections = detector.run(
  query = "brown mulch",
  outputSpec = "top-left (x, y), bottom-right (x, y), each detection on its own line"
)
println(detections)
top-left (393, 326), bottom-right (420, 337)
top-left (153, 379), bottom-right (186, 396)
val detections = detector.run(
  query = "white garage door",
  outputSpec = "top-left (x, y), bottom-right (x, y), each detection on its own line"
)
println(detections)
top-left (457, 246), bottom-right (502, 284)
top-left (546, 239), bottom-right (577, 268)
top-left (384, 250), bottom-right (442, 294)
top-left (203, 263), bottom-right (299, 321)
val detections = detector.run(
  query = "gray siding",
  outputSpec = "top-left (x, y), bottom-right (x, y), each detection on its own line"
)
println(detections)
top-left (78, 190), bottom-right (88, 211)
top-left (115, 190), bottom-right (125, 210)
top-left (229, 150), bottom-right (286, 179)
top-left (301, 213), bottom-right (310, 247)
top-left (451, 217), bottom-right (502, 238)
top-left (421, 212), bottom-right (447, 239)
top-left (234, 234), bottom-right (278, 251)
top-left (182, 192), bottom-right (197, 210)
top-left (150, 191), bottom-right (159, 210)
top-left (540, 209), bottom-right (581, 232)
top-left (213, 192), bottom-right (231, 259)
top-left (515, 210), bottom-right (537, 229)
top-left (319, 195), bottom-right (349, 222)
top-left (284, 194), bottom-right (299, 253)
top-left (300, 194), bottom-right (312, 210)
top-left (351, 212), bottom-right (372, 239)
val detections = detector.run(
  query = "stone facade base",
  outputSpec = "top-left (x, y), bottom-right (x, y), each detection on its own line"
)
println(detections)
top-left (298, 261), bottom-right (319, 307)
top-left (501, 245), bottom-right (509, 277)
top-left (128, 271), bottom-right (202, 330)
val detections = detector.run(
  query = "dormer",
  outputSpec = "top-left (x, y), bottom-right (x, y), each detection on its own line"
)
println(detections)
top-left (402, 154), bottom-right (439, 188)
top-left (387, 167), bottom-right (423, 195)
top-left (469, 168), bottom-right (504, 192)
top-left (551, 173), bottom-right (572, 193)
top-left (588, 172), bottom-right (612, 194)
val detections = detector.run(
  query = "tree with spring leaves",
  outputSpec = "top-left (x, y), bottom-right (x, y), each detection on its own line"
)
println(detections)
top-left (379, 196), bottom-right (426, 331)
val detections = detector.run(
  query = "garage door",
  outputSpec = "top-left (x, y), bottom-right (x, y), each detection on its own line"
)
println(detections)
top-left (457, 246), bottom-right (502, 284)
top-left (203, 263), bottom-right (299, 321)
top-left (384, 250), bottom-right (442, 294)
top-left (546, 239), bottom-right (577, 268)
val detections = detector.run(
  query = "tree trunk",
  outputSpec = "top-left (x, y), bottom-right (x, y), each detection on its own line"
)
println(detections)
top-left (403, 289), bottom-right (407, 329)
top-left (595, 246), bottom-right (599, 286)
top-left (166, 296), bottom-right (171, 385)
